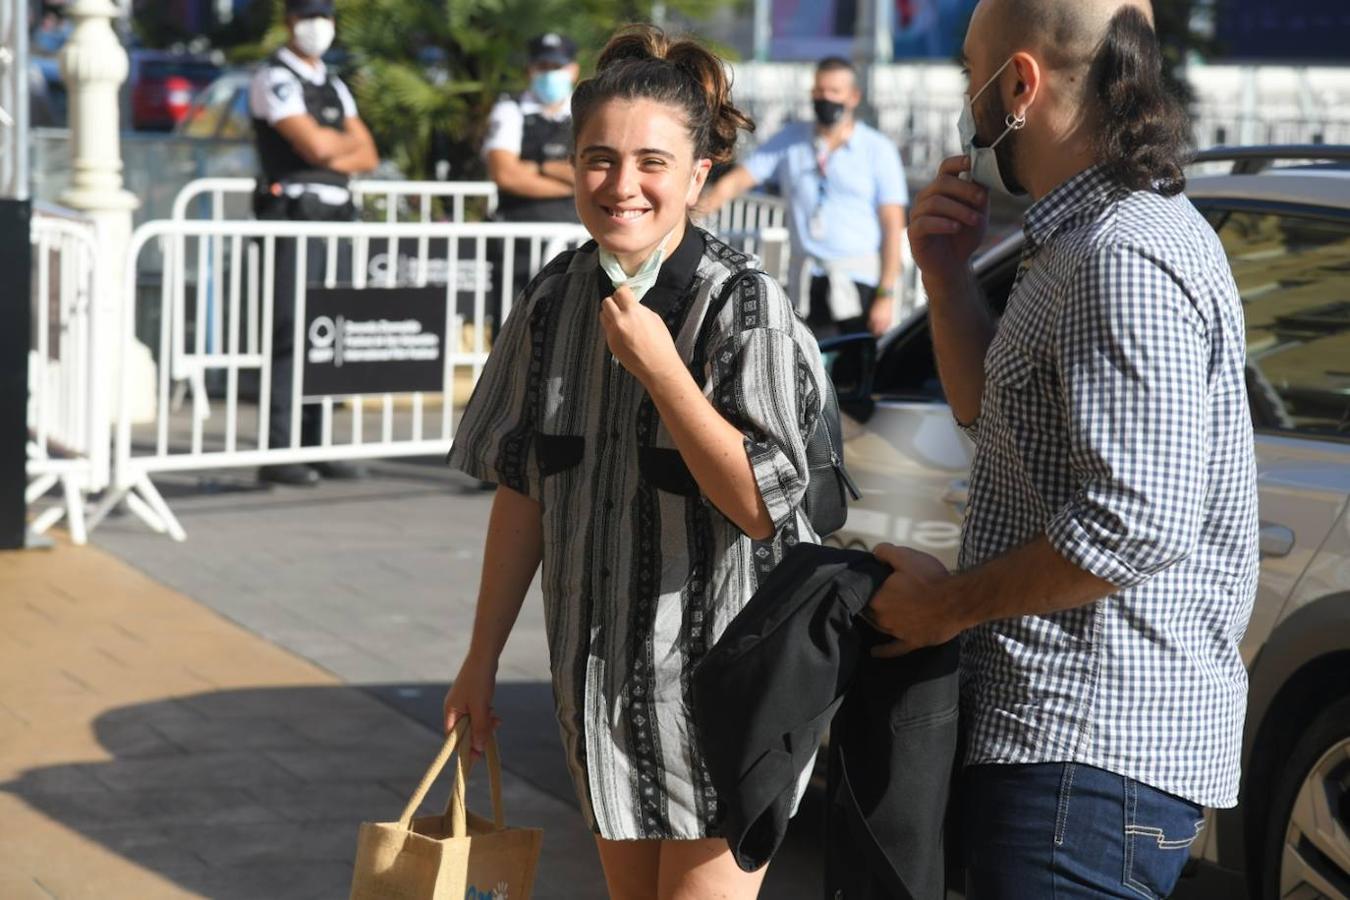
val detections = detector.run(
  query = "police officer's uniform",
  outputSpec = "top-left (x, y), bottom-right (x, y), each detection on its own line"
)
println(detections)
top-left (483, 89), bottom-right (578, 224)
top-left (482, 34), bottom-right (580, 331)
top-left (248, 45), bottom-right (359, 462)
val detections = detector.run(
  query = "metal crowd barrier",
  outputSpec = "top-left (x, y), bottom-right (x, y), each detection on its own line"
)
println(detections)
top-left (90, 219), bottom-right (587, 540)
top-left (86, 215), bottom-right (797, 541)
top-left (27, 205), bottom-right (106, 545)
top-left (171, 177), bottom-right (501, 224)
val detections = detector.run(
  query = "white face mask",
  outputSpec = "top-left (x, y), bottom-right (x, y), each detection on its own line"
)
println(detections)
top-left (293, 17), bottom-right (336, 59)
top-left (595, 167), bottom-right (702, 301)
top-left (598, 226), bottom-right (678, 301)
top-left (958, 56), bottom-right (1027, 197)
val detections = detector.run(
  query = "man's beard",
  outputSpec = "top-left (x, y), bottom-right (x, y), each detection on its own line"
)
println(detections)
top-left (975, 88), bottom-right (1026, 196)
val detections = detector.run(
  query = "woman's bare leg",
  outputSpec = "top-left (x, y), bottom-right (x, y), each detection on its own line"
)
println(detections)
top-left (658, 838), bottom-right (767, 900)
top-left (596, 836), bottom-right (662, 900)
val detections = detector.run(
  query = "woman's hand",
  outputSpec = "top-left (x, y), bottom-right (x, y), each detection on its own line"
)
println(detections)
top-left (600, 284), bottom-right (684, 386)
top-left (443, 653), bottom-right (502, 759)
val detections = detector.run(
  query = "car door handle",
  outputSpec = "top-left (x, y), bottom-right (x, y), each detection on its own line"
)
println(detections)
top-left (1259, 522), bottom-right (1295, 559)
top-left (943, 479), bottom-right (969, 508)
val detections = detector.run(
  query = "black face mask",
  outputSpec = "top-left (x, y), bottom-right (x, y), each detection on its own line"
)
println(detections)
top-left (813, 99), bottom-right (846, 127)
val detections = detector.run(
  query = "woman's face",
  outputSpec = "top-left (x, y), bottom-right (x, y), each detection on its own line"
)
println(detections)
top-left (574, 98), bottom-right (711, 272)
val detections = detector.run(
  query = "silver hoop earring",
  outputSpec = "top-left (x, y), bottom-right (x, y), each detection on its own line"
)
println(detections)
top-left (1006, 112), bottom-right (1027, 130)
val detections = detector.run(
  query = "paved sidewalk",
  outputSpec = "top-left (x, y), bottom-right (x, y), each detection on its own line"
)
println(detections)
top-left (0, 538), bottom-right (598, 900)
top-left (87, 459), bottom-right (822, 898)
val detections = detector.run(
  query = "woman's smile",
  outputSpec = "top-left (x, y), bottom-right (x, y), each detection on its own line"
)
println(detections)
top-left (600, 204), bottom-right (653, 223)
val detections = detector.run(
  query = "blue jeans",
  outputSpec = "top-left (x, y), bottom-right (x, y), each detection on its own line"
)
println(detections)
top-left (962, 763), bottom-right (1205, 899)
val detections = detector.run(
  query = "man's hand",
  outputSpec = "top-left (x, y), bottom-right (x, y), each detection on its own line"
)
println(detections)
top-left (866, 543), bottom-right (961, 657)
top-left (908, 156), bottom-right (990, 290)
top-left (599, 284), bottom-right (683, 385)
top-left (868, 293), bottom-right (894, 336)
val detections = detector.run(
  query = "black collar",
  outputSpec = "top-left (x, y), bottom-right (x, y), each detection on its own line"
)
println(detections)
top-left (594, 225), bottom-right (706, 321)
top-left (645, 225), bottom-right (706, 318)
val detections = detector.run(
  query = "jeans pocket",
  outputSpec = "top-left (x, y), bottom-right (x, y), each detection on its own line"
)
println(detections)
top-left (1122, 779), bottom-right (1204, 899)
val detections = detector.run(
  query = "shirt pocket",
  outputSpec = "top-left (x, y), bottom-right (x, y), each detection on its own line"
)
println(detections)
top-left (984, 340), bottom-right (1039, 393)
top-left (638, 446), bottom-right (701, 498)
top-left (536, 433), bottom-right (585, 477)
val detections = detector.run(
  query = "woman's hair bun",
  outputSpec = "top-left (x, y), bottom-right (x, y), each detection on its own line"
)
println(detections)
top-left (572, 24), bottom-right (754, 165)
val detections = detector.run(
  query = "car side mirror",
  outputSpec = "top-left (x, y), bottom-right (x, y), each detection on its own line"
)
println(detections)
top-left (818, 333), bottom-right (876, 422)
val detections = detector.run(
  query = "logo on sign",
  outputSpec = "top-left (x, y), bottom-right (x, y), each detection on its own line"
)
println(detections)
top-left (306, 315), bottom-right (440, 367)
top-left (301, 286), bottom-right (448, 398)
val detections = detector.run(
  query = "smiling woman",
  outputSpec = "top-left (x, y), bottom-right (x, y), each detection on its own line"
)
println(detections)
top-left (569, 28), bottom-right (753, 276)
top-left (444, 25), bottom-right (830, 900)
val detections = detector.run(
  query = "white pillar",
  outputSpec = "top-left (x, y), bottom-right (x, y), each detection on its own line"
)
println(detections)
top-left (59, 0), bottom-right (137, 217)
top-left (59, 0), bottom-right (154, 428)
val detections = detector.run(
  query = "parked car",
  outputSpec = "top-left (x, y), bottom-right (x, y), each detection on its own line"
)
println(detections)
top-left (127, 51), bottom-right (221, 132)
top-left (823, 145), bottom-right (1350, 900)
top-left (175, 69), bottom-right (253, 141)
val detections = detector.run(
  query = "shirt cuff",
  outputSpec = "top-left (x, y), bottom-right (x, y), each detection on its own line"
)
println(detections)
top-left (955, 413), bottom-right (980, 444)
top-left (745, 437), bottom-right (802, 535)
top-left (1046, 507), bottom-right (1147, 590)
top-left (446, 442), bottom-right (539, 501)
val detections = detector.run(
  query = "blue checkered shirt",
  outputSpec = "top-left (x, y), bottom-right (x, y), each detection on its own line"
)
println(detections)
top-left (958, 165), bottom-right (1260, 808)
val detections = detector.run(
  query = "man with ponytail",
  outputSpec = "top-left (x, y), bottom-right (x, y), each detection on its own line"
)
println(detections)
top-left (864, 2), bottom-right (1259, 897)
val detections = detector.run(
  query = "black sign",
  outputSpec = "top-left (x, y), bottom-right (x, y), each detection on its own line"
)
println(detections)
top-left (302, 286), bottom-right (447, 398)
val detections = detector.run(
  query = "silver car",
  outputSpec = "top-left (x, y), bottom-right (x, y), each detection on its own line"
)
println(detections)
top-left (824, 145), bottom-right (1350, 900)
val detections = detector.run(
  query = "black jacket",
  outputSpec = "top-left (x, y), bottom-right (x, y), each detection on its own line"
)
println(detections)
top-left (692, 544), bottom-right (958, 899)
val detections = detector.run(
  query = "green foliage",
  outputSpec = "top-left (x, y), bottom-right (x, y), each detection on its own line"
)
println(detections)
top-left (320, 0), bottom-right (741, 180)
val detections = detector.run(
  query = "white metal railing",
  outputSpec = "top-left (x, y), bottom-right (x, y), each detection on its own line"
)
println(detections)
top-left (171, 177), bottom-right (500, 224)
top-left (88, 214), bottom-right (800, 541)
top-left (90, 218), bottom-right (592, 541)
top-left (703, 191), bottom-right (788, 235)
top-left (27, 205), bottom-right (106, 544)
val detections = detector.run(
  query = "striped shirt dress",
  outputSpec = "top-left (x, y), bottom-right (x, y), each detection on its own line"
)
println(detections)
top-left (447, 226), bottom-right (828, 840)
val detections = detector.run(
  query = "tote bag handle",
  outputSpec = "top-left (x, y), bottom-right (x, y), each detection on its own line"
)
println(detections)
top-left (396, 719), bottom-right (506, 836)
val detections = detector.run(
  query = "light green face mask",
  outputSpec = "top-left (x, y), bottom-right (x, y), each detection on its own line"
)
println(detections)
top-left (598, 228), bottom-right (678, 301)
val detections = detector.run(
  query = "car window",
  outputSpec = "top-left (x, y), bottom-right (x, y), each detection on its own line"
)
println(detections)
top-left (1213, 210), bottom-right (1350, 437)
top-left (871, 250), bottom-right (1020, 401)
top-left (217, 87), bottom-right (253, 140)
top-left (180, 79), bottom-right (244, 139)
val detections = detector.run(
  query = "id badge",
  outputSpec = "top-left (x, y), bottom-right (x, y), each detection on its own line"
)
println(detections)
top-left (810, 212), bottom-right (826, 240)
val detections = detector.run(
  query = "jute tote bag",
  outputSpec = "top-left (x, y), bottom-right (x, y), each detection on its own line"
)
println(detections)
top-left (350, 722), bottom-right (543, 900)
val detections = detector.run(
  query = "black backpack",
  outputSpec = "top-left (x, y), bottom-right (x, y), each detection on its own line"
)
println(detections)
top-left (695, 269), bottom-right (862, 536)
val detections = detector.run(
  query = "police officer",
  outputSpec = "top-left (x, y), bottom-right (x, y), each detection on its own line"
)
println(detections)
top-left (248, 0), bottom-right (378, 486)
top-left (482, 33), bottom-right (580, 335)
top-left (484, 32), bottom-right (580, 224)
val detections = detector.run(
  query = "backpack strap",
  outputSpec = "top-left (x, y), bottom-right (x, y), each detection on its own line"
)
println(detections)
top-left (690, 267), bottom-right (768, 385)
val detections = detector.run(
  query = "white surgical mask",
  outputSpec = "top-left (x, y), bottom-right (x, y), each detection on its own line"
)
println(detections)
top-left (293, 16), bottom-right (336, 59)
top-left (958, 56), bottom-right (1027, 197)
top-left (599, 227), bottom-right (679, 302)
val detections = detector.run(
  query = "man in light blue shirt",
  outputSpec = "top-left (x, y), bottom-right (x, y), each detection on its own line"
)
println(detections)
top-left (700, 57), bottom-right (908, 337)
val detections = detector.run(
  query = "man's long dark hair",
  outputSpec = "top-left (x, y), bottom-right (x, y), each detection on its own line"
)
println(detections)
top-left (1089, 7), bottom-right (1192, 196)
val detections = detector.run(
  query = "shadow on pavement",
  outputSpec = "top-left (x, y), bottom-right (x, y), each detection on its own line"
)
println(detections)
top-left (374, 679), bottom-right (828, 899)
top-left (0, 684), bottom-right (605, 900)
